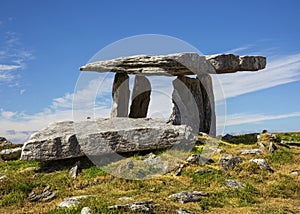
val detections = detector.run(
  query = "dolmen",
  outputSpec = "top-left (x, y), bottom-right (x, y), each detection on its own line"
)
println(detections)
top-left (21, 53), bottom-right (266, 161)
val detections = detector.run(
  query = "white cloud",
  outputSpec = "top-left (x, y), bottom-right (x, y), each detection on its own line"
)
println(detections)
top-left (215, 54), bottom-right (300, 99)
top-left (225, 112), bottom-right (300, 126)
top-left (0, 64), bottom-right (22, 71)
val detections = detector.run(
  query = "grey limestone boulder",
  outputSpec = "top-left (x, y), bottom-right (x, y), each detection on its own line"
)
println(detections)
top-left (21, 118), bottom-right (196, 161)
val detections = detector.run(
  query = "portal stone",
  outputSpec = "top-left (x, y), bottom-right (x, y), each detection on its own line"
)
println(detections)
top-left (129, 76), bottom-right (151, 118)
top-left (111, 73), bottom-right (130, 117)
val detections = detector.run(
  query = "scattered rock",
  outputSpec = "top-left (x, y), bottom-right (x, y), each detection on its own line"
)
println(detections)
top-left (68, 161), bottom-right (81, 179)
top-left (109, 201), bottom-right (154, 213)
top-left (225, 179), bottom-right (244, 189)
top-left (168, 191), bottom-right (208, 203)
top-left (177, 208), bottom-right (194, 214)
top-left (59, 195), bottom-right (94, 208)
top-left (81, 207), bottom-right (92, 214)
top-left (175, 164), bottom-right (185, 176)
top-left (219, 154), bottom-right (244, 170)
top-left (240, 149), bottom-right (262, 155)
top-left (143, 153), bottom-right (169, 174)
top-left (119, 197), bottom-right (133, 201)
top-left (0, 175), bottom-right (6, 182)
top-left (269, 142), bottom-right (278, 153)
top-left (250, 159), bottom-right (274, 173)
top-left (208, 147), bottom-right (224, 153)
top-left (259, 142), bottom-right (266, 149)
top-left (28, 186), bottom-right (56, 202)
top-left (0, 137), bottom-right (20, 150)
top-left (187, 154), bottom-right (200, 164)
top-left (290, 170), bottom-right (299, 176)
top-left (21, 118), bottom-right (196, 161)
top-left (194, 168), bottom-right (213, 174)
top-left (0, 147), bottom-right (22, 160)
top-left (126, 160), bottom-right (134, 169)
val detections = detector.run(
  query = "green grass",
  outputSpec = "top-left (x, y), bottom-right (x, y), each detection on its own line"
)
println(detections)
top-left (0, 132), bottom-right (300, 213)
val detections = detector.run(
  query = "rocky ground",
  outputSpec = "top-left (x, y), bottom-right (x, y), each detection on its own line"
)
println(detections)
top-left (0, 132), bottom-right (299, 213)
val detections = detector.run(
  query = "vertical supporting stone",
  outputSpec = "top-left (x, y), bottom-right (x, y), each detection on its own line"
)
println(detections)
top-left (129, 75), bottom-right (151, 118)
top-left (198, 74), bottom-right (216, 136)
top-left (170, 76), bottom-right (203, 132)
top-left (110, 73), bottom-right (130, 117)
top-left (169, 75), bottom-right (216, 136)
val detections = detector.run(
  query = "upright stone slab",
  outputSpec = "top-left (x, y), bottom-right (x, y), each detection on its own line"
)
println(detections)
top-left (129, 76), bottom-right (151, 118)
top-left (170, 75), bottom-right (216, 135)
top-left (111, 73), bottom-right (130, 117)
top-left (198, 74), bottom-right (216, 136)
top-left (170, 76), bottom-right (204, 132)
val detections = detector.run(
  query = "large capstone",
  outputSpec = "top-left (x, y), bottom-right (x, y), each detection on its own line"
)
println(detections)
top-left (129, 76), bottom-right (151, 118)
top-left (21, 118), bottom-right (196, 161)
top-left (169, 75), bottom-right (216, 135)
top-left (80, 53), bottom-right (266, 75)
top-left (110, 73), bottom-right (130, 117)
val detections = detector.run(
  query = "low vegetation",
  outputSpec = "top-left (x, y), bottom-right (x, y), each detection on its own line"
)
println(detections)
top-left (0, 132), bottom-right (299, 213)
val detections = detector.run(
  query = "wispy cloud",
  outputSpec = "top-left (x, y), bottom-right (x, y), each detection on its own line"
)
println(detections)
top-left (0, 29), bottom-right (33, 84)
top-left (215, 54), bottom-right (300, 99)
top-left (225, 112), bottom-right (300, 126)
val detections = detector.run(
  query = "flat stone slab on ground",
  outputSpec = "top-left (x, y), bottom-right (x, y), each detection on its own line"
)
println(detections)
top-left (21, 118), bottom-right (196, 161)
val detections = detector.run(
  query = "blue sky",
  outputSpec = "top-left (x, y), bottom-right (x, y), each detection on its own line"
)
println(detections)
top-left (0, 0), bottom-right (300, 143)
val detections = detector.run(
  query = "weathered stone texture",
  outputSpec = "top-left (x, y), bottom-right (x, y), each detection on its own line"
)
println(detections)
top-left (129, 76), bottom-right (151, 118)
top-left (111, 73), bottom-right (130, 117)
top-left (21, 118), bottom-right (196, 161)
top-left (80, 53), bottom-right (266, 75)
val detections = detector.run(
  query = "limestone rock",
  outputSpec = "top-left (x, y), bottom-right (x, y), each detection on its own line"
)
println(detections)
top-left (0, 147), bottom-right (22, 160)
top-left (177, 208), bottom-right (194, 214)
top-left (219, 154), bottom-right (244, 170)
top-left (129, 76), bottom-right (151, 118)
top-left (111, 73), bottom-right (130, 117)
top-left (80, 53), bottom-right (266, 75)
top-left (206, 54), bottom-right (266, 73)
top-left (59, 195), bottom-right (94, 208)
top-left (170, 75), bottom-right (215, 135)
top-left (169, 191), bottom-right (208, 203)
top-left (226, 179), bottom-right (244, 189)
top-left (240, 149), bottom-right (262, 155)
top-left (250, 158), bottom-right (274, 173)
top-left (290, 170), bottom-right (299, 176)
top-left (28, 186), bottom-right (56, 202)
top-left (81, 207), bottom-right (92, 214)
top-left (109, 201), bottom-right (154, 213)
top-left (269, 142), bottom-right (278, 153)
top-left (68, 161), bottom-right (81, 179)
top-left (21, 121), bottom-right (84, 161)
top-left (21, 118), bottom-right (196, 161)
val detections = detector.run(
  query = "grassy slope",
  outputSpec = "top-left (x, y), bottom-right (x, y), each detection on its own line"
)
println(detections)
top-left (0, 133), bottom-right (299, 214)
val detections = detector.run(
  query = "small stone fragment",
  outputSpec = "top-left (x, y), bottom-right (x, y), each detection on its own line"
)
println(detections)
top-left (109, 201), bottom-right (154, 213)
top-left (240, 149), bottom-right (262, 155)
top-left (187, 154), bottom-right (200, 164)
top-left (119, 197), bottom-right (133, 201)
top-left (290, 170), bottom-right (299, 176)
top-left (175, 164), bottom-right (185, 176)
top-left (250, 159), bottom-right (274, 173)
top-left (68, 161), bottom-right (81, 179)
top-left (269, 142), bottom-right (278, 153)
top-left (225, 179), bottom-right (244, 189)
top-left (81, 207), bottom-right (92, 214)
top-left (59, 195), bottom-right (94, 208)
top-left (168, 191), bottom-right (208, 203)
top-left (177, 208), bottom-right (194, 214)
top-left (219, 154), bottom-right (244, 170)
top-left (0, 147), bottom-right (22, 160)
top-left (28, 186), bottom-right (55, 202)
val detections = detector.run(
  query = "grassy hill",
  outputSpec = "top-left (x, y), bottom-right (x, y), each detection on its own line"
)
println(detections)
top-left (0, 132), bottom-right (299, 213)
